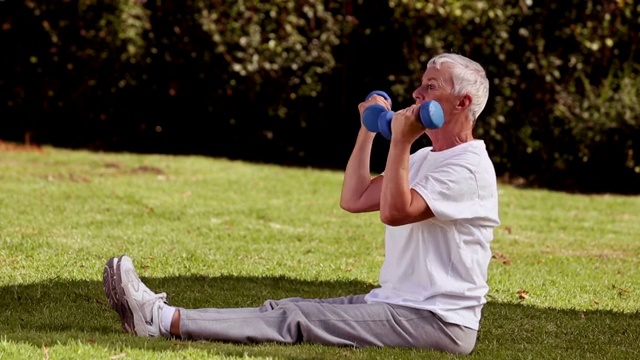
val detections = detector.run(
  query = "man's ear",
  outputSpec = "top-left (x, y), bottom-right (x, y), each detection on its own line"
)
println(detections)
top-left (457, 94), bottom-right (472, 110)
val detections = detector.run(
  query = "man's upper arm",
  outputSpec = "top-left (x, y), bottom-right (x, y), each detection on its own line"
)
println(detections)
top-left (403, 188), bottom-right (436, 224)
top-left (413, 165), bottom-right (484, 221)
top-left (342, 175), bottom-right (384, 213)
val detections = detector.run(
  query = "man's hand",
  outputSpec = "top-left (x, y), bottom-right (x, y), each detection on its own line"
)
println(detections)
top-left (358, 95), bottom-right (391, 129)
top-left (390, 105), bottom-right (426, 143)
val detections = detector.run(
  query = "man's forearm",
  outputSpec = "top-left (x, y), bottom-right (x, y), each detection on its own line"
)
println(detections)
top-left (380, 139), bottom-right (412, 223)
top-left (340, 128), bottom-right (377, 211)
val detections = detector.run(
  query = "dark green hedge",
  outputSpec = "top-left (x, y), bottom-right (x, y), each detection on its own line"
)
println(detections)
top-left (1, 0), bottom-right (638, 193)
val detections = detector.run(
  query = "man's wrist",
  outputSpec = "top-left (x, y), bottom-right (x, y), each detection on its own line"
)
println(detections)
top-left (389, 137), bottom-right (413, 152)
top-left (358, 126), bottom-right (377, 139)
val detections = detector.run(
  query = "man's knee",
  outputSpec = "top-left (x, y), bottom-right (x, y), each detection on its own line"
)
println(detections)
top-left (259, 298), bottom-right (305, 312)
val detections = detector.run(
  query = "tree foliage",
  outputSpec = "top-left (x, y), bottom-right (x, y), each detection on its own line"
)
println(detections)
top-left (0, 0), bottom-right (638, 193)
top-left (386, 0), bottom-right (640, 191)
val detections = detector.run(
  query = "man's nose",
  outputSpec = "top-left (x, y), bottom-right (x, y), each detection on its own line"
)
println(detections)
top-left (412, 89), bottom-right (423, 102)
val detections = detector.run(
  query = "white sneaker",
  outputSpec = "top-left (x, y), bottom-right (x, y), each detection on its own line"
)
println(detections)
top-left (103, 255), bottom-right (169, 337)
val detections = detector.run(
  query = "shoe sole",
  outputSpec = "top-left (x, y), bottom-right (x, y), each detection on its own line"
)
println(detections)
top-left (103, 256), bottom-right (137, 334)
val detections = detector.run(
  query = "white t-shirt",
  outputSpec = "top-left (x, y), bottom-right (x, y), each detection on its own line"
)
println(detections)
top-left (365, 140), bottom-right (500, 330)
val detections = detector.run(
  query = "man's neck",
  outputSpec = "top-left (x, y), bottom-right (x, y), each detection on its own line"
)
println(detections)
top-left (430, 130), bottom-right (474, 152)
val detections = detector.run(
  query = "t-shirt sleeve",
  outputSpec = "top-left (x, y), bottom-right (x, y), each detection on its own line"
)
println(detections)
top-left (412, 158), bottom-right (495, 222)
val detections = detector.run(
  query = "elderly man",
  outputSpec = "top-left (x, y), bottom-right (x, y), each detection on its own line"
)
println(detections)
top-left (103, 52), bottom-right (499, 355)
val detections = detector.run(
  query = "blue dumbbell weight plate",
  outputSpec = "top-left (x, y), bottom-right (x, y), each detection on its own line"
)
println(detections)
top-left (362, 104), bottom-right (387, 133)
top-left (362, 91), bottom-right (392, 133)
top-left (365, 91), bottom-right (392, 107)
top-left (419, 101), bottom-right (444, 129)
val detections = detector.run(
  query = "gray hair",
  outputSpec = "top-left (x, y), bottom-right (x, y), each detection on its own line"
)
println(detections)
top-left (427, 53), bottom-right (489, 121)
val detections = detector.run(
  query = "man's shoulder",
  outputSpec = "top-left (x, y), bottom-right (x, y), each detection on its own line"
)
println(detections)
top-left (410, 146), bottom-right (433, 158)
top-left (431, 141), bottom-right (489, 165)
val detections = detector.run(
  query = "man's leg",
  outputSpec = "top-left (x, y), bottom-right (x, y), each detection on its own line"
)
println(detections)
top-left (167, 295), bottom-right (368, 339)
top-left (104, 255), bottom-right (476, 354)
top-left (177, 299), bottom-right (476, 354)
top-left (184, 294), bottom-right (368, 315)
top-left (103, 255), bottom-right (367, 336)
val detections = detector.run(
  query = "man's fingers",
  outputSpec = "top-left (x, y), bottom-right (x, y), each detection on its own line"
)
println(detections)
top-left (367, 95), bottom-right (391, 110)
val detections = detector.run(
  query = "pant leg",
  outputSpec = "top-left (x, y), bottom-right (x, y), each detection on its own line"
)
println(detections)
top-left (178, 298), bottom-right (476, 354)
top-left (184, 294), bottom-right (367, 315)
top-left (261, 294), bottom-right (368, 309)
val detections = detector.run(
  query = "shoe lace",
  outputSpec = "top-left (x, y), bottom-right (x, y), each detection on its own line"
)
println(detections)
top-left (151, 292), bottom-right (168, 303)
top-left (144, 292), bottom-right (169, 326)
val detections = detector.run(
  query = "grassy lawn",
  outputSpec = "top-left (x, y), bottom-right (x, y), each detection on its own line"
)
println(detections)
top-left (1, 144), bottom-right (638, 359)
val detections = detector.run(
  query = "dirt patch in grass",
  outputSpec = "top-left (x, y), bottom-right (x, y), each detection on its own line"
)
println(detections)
top-left (131, 165), bottom-right (166, 175)
top-left (0, 140), bottom-right (45, 153)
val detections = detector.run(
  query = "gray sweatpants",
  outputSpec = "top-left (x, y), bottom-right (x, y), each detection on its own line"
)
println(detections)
top-left (177, 294), bottom-right (477, 355)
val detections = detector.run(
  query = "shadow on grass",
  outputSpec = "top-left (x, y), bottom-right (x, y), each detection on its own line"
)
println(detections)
top-left (1, 276), bottom-right (639, 359)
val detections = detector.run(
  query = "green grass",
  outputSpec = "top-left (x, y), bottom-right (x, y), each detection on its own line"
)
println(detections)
top-left (1, 145), bottom-right (639, 360)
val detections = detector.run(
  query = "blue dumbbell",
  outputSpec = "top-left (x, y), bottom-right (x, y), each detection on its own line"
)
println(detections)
top-left (362, 90), bottom-right (444, 140)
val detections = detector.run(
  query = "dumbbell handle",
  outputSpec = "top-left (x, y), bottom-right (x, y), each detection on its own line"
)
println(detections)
top-left (362, 90), bottom-right (444, 140)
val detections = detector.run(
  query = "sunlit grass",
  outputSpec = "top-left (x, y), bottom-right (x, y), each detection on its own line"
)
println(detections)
top-left (1, 145), bottom-right (638, 359)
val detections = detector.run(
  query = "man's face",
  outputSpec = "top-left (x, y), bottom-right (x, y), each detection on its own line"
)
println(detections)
top-left (412, 65), bottom-right (457, 116)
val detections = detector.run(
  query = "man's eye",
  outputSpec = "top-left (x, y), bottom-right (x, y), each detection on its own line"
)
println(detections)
top-left (427, 84), bottom-right (436, 90)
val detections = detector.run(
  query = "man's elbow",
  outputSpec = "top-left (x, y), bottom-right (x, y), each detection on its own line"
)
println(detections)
top-left (380, 206), bottom-right (435, 226)
top-left (341, 199), bottom-right (379, 213)
top-left (340, 201), bottom-right (354, 213)
top-left (340, 199), bottom-right (361, 213)
top-left (379, 211), bottom-right (407, 227)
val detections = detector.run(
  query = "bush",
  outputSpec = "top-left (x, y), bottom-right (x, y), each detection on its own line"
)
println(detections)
top-left (386, 0), bottom-right (640, 192)
top-left (1, 0), bottom-right (638, 193)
